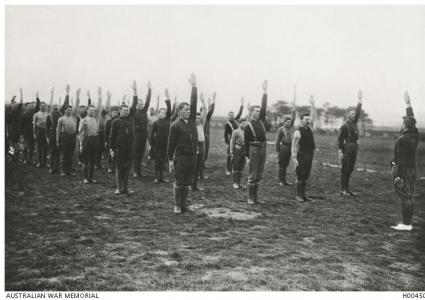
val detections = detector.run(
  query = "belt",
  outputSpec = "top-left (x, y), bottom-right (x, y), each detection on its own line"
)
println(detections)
top-left (235, 145), bottom-right (243, 149)
top-left (249, 141), bottom-right (266, 147)
top-left (344, 140), bottom-right (358, 144)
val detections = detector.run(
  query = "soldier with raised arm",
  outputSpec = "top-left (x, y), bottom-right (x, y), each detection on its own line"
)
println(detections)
top-left (168, 73), bottom-right (198, 214)
top-left (150, 89), bottom-right (172, 184)
top-left (33, 91), bottom-right (49, 168)
top-left (110, 81), bottom-right (139, 196)
top-left (337, 90), bottom-right (363, 196)
top-left (390, 92), bottom-right (419, 231)
top-left (275, 102), bottom-right (296, 186)
top-left (291, 95), bottom-right (317, 203)
top-left (244, 81), bottom-right (268, 204)
top-left (133, 81), bottom-right (152, 177)
top-left (224, 98), bottom-right (244, 175)
top-left (56, 85), bottom-right (79, 177)
top-left (21, 88), bottom-right (40, 165)
top-left (78, 87), bottom-right (103, 184)
top-left (46, 87), bottom-right (62, 175)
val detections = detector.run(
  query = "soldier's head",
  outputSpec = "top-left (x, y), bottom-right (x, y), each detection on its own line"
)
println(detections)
top-left (403, 116), bottom-right (416, 130)
top-left (149, 107), bottom-right (155, 116)
top-left (300, 113), bottom-right (311, 127)
top-left (120, 105), bottom-right (130, 117)
top-left (79, 106), bottom-right (87, 116)
top-left (137, 99), bottom-right (144, 110)
top-left (158, 108), bottom-right (166, 119)
top-left (347, 109), bottom-right (356, 121)
top-left (24, 102), bottom-right (33, 113)
top-left (87, 105), bottom-right (96, 117)
top-left (252, 106), bottom-right (261, 121)
top-left (178, 102), bottom-right (190, 120)
top-left (111, 110), bottom-right (119, 119)
top-left (283, 115), bottom-right (293, 128)
top-left (65, 105), bottom-right (73, 116)
top-left (40, 102), bottom-right (47, 112)
top-left (52, 104), bottom-right (59, 111)
top-left (238, 118), bottom-right (247, 130)
top-left (228, 111), bottom-right (235, 120)
top-left (196, 112), bottom-right (202, 125)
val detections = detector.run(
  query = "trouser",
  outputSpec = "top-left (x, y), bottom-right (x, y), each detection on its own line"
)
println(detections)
top-left (23, 134), bottom-right (35, 163)
top-left (155, 160), bottom-right (166, 180)
top-left (97, 131), bottom-right (105, 168)
top-left (341, 142), bottom-right (358, 191)
top-left (278, 143), bottom-right (291, 182)
top-left (174, 155), bottom-right (195, 212)
top-left (296, 150), bottom-right (314, 199)
top-left (116, 149), bottom-right (132, 192)
top-left (232, 147), bottom-right (246, 185)
top-left (35, 127), bottom-right (48, 166)
top-left (82, 136), bottom-right (99, 180)
top-left (192, 142), bottom-right (205, 189)
top-left (49, 136), bottom-right (60, 172)
top-left (392, 166), bottom-right (416, 225)
top-left (108, 149), bottom-right (116, 172)
top-left (226, 143), bottom-right (232, 172)
top-left (8, 128), bottom-right (20, 161)
top-left (61, 133), bottom-right (76, 174)
top-left (247, 144), bottom-right (266, 202)
top-left (133, 131), bottom-right (147, 175)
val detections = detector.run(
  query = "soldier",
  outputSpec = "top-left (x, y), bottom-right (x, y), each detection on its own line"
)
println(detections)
top-left (275, 103), bottom-right (296, 186)
top-left (33, 92), bottom-right (49, 168)
top-left (150, 89), bottom-right (171, 183)
top-left (191, 93), bottom-right (208, 191)
top-left (110, 81), bottom-right (139, 196)
top-left (244, 81), bottom-right (268, 204)
top-left (105, 108), bottom-right (119, 174)
top-left (96, 91), bottom-right (111, 169)
top-left (291, 96), bottom-right (317, 203)
top-left (46, 87), bottom-right (62, 175)
top-left (6, 92), bottom-right (23, 161)
top-left (203, 95), bottom-right (216, 170)
top-left (147, 95), bottom-right (160, 161)
top-left (168, 73), bottom-right (198, 214)
top-left (224, 98), bottom-right (244, 175)
top-left (78, 87), bottom-right (103, 184)
top-left (56, 86), bottom-right (79, 177)
top-left (390, 92), bottom-right (419, 231)
top-left (337, 90), bottom-right (363, 196)
top-left (21, 89), bottom-right (40, 165)
top-left (230, 118), bottom-right (248, 189)
top-left (133, 82), bottom-right (152, 177)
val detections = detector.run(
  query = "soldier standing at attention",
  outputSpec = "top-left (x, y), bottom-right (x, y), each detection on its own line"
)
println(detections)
top-left (133, 81), bottom-right (152, 178)
top-left (78, 87), bottom-right (103, 184)
top-left (244, 80), bottom-right (268, 204)
top-left (168, 73), bottom-right (198, 214)
top-left (291, 96), bottom-right (317, 203)
top-left (390, 92), bottom-right (419, 231)
top-left (33, 92), bottom-right (49, 168)
top-left (110, 81), bottom-right (138, 196)
top-left (150, 89), bottom-right (171, 184)
top-left (275, 103), bottom-right (296, 186)
top-left (203, 94), bottom-right (216, 170)
top-left (337, 90), bottom-right (363, 196)
top-left (56, 86), bottom-right (80, 177)
top-left (224, 98), bottom-right (244, 175)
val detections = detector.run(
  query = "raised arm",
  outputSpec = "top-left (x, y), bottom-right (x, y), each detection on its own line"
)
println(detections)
top-left (165, 89), bottom-right (171, 120)
top-left (156, 95), bottom-right (160, 113)
top-left (34, 92), bottom-right (41, 114)
top-left (290, 102), bottom-right (296, 127)
top-left (48, 87), bottom-right (54, 113)
top-left (188, 73), bottom-right (197, 121)
top-left (61, 85), bottom-right (70, 115)
top-left (200, 93), bottom-right (207, 124)
top-left (404, 91), bottom-right (414, 117)
top-left (309, 95), bottom-right (316, 130)
top-left (354, 90), bottom-right (362, 123)
top-left (87, 90), bottom-right (92, 107)
top-left (56, 117), bottom-right (62, 147)
top-left (130, 81), bottom-right (138, 117)
top-left (106, 91), bottom-right (111, 112)
top-left (260, 80), bottom-right (268, 122)
top-left (235, 97), bottom-right (244, 121)
top-left (206, 92), bottom-right (216, 122)
top-left (142, 81), bottom-right (152, 113)
top-left (73, 88), bottom-right (81, 117)
top-left (246, 103), bottom-right (254, 122)
top-left (96, 87), bottom-right (103, 117)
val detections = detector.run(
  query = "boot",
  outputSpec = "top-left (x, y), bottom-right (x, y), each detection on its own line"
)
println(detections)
top-left (248, 184), bottom-right (255, 204)
top-left (254, 184), bottom-right (264, 204)
top-left (233, 172), bottom-right (239, 189)
top-left (296, 181), bottom-right (305, 202)
top-left (181, 186), bottom-right (189, 213)
top-left (173, 186), bottom-right (182, 213)
top-left (238, 173), bottom-right (246, 189)
top-left (302, 181), bottom-right (310, 201)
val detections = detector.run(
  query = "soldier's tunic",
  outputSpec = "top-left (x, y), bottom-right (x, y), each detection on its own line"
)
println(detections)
top-left (244, 94), bottom-right (267, 203)
top-left (133, 89), bottom-right (151, 176)
top-left (33, 109), bottom-right (49, 166)
top-left (275, 110), bottom-right (296, 183)
top-left (150, 99), bottom-right (171, 181)
top-left (168, 87), bottom-right (198, 212)
top-left (337, 102), bottom-right (361, 191)
top-left (391, 106), bottom-right (419, 225)
top-left (224, 105), bottom-right (243, 173)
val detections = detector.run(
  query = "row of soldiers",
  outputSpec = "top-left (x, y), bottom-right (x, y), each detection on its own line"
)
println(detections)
top-left (5, 74), bottom-right (419, 231)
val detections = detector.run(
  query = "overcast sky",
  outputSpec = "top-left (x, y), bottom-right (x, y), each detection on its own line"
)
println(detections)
top-left (5, 5), bottom-right (425, 127)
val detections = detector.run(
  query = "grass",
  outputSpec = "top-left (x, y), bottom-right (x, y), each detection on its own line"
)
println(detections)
top-left (5, 128), bottom-right (425, 291)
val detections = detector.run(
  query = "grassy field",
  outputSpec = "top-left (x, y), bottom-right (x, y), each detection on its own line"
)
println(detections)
top-left (5, 128), bottom-right (425, 291)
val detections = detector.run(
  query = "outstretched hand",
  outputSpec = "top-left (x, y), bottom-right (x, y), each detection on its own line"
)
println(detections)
top-left (147, 81), bottom-right (151, 90)
top-left (36, 91), bottom-right (39, 99)
top-left (240, 97), bottom-right (244, 106)
top-left (200, 93), bottom-right (205, 103)
top-left (309, 95), bottom-right (315, 105)
top-left (357, 90), bottom-right (363, 102)
top-left (212, 92), bottom-right (217, 103)
top-left (404, 91), bottom-right (411, 105)
top-left (262, 80), bottom-right (268, 92)
top-left (188, 73), bottom-right (196, 86)
top-left (98, 87), bottom-right (102, 95)
top-left (132, 81), bottom-right (137, 93)
top-left (65, 85), bottom-right (70, 94)
top-left (165, 89), bottom-right (170, 99)
top-left (76, 88), bottom-right (81, 97)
